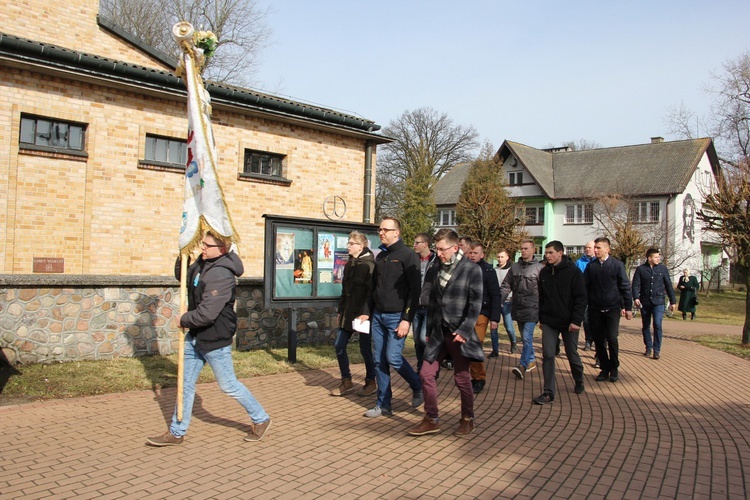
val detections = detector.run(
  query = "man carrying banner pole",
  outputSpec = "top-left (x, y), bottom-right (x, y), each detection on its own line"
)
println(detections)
top-left (146, 22), bottom-right (271, 446)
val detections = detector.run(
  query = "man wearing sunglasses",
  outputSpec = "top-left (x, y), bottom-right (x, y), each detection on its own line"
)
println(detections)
top-left (361, 217), bottom-right (423, 418)
top-left (147, 231), bottom-right (271, 446)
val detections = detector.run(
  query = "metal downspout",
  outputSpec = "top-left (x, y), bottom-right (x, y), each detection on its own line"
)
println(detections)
top-left (664, 194), bottom-right (673, 265)
top-left (363, 141), bottom-right (373, 223)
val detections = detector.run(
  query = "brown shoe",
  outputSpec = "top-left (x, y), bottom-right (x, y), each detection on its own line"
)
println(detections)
top-left (330, 378), bottom-right (354, 396)
top-left (357, 379), bottom-right (377, 396)
top-left (407, 415), bottom-right (441, 436)
top-left (146, 431), bottom-right (183, 447)
top-left (454, 417), bottom-right (475, 436)
top-left (244, 418), bottom-right (272, 442)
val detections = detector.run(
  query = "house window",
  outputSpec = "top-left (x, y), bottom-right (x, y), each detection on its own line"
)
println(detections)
top-left (508, 172), bottom-right (524, 186)
top-left (565, 245), bottom-right (585, 255)
top-left (438, 209), bottom-right (456, 227)
top-left (244, 150), bottom-right (284, 177)
top-left (565, 204), bottom-right (593, 224)
top-left (525, 206), bottom-right (544, 225)
top-left (20, 115), bottom-right (86, 151)
top-left (145, 134), bottom-right (187, 167)
top-left (634, 201), bottom-right (660, 223)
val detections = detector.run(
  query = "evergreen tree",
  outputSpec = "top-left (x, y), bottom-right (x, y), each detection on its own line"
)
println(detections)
top-left (398, 167), bottom-right (435, 245)
top-left (456, 144), bottom-right (525, 255)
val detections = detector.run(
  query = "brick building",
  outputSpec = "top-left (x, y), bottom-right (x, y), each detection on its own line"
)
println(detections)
top-left (0, 0), bottom-right (388, 277)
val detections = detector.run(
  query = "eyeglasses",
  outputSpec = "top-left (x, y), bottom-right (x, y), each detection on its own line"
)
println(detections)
top-left (200, 242), bottom-right (224, 249)
top-left (413, 241), bottom-right (426, 245)
top-left (435, 245), bottom-right (456, 253)
top-left (347, 242), bottom-right (361, 246)
top-left (378, 228), bottom-right (397, 233)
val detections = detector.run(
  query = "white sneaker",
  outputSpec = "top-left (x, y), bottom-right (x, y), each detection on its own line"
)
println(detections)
top-left (363, 406), bottom-right (393, 418)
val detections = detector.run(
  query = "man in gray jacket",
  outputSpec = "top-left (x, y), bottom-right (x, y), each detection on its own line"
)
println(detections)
top-left (500, 239), bottom-right (543, 380)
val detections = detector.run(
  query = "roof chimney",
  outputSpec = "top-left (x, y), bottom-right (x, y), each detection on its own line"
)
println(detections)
top-left (651, 136), bottom-right (664, 144)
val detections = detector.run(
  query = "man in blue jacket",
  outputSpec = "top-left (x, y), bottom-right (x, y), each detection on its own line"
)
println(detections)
top-left (632, 248), bottom-right (677, 359)
top-left (584, 237), bottom-right (633, 383)
top-left (575, 241), bottom-right (596, 352)
top-left (534, 241), bottom-right (587, 404)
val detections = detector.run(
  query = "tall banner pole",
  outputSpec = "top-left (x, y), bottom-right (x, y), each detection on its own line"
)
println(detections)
top-left (171, 22), bottom-right (238, 422)
top-left (177, 252), bottom-right (189, 421)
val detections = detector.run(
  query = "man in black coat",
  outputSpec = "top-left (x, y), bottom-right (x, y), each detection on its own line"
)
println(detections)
top-left (408, 229), bottom-right (483, 437)
top-left (533, 241), bottom-right (587, 404)
top-left (632, 248), bottom-right (677, 359)
top-left (466, 242), bottom-right (501, 394)
top-left (584, 237), bottom-right (633, 383)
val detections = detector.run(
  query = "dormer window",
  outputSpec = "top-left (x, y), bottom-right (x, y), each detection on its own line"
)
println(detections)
top-left (509, 172), bottom-right (524, 185)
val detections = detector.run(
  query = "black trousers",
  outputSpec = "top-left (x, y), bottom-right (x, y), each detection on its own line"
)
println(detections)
top-left (589, 307), bottom-right (621, 373)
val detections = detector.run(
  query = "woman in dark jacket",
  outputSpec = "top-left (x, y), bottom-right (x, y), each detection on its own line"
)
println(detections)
top-left (677, 269), bottom-right (699, 320)
top-left (331, 231), bottom-right (377, 396)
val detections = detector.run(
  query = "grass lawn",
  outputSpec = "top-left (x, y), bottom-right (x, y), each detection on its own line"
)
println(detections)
top-left (0, 339), bottom-right (415, 406)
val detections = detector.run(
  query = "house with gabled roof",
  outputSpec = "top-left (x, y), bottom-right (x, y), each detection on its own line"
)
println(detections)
top-left (434, 137), bottom-right (725, 280)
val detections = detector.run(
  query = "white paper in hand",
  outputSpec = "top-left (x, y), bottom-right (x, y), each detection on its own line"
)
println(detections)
top-left (352, 318), bottom-right (371, 333)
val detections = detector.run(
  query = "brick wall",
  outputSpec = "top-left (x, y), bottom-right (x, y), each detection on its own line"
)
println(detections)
top-left (0, 66), bottom-right (375, 277)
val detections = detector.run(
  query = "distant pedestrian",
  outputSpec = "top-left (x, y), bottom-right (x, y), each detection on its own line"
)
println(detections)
top-left (412, 232), bottom-right (438, 371)
top-left (575, 240), bottom-right (596, 352)
top-left (632, 248), bottom-right (676, 359)
top-left (677, 269), bottom-right (699, 320)
top-left (583, 237), bottom-right (633, 383)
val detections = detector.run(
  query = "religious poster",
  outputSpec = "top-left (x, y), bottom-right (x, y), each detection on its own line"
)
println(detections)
top-left (333, 250), bottom-right (349, 284)
top-left (318, 233), bottom-right (334, 269)
top-left (294, 249), bottom-right (314, 284)
top-left (275, 232), bottom-right (295, 269)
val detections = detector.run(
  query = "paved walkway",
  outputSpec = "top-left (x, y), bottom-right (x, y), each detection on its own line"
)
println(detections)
top-left (1, 320), bottom-right (748, 499)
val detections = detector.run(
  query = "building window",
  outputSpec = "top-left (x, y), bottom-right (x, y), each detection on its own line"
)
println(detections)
top-left (20, 115), bottom-right (85, 151)
top-left (244, 150), bottom-right (284, 177)
top-left (438, 209), bottom-right (456, 227)
top-left (565, 245), bottom-right (585, 256)
top-left (508, 172), bottom-right (524, 186)
top-left (565, 204), bottom-right (593, 224)
top-left (145, 134), bottom-right (187, 167)
top-left (525, 206), bottom-right (544, 225)
top-left (633, 201), bottom-right (660, 223)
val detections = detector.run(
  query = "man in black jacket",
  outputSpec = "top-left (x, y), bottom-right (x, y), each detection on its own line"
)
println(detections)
top-left (147, 232), bottom-right (271, 446)
top-left (584, 237), bottom-right (633, 383)
top-left (466, 242), bottom-right (501, 394)
top-left (533, 241), bottom-right (587, 404)
top-left (632, 248), bottom-right (677, 359)
top-left (361, 217), bottom-right (423, 418)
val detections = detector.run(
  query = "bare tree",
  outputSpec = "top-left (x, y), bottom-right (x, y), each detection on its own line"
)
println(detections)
top-left (590, 194), bottom-right (696, 274)
top-left (665, 51), bottom-right (750, 344)
top-left (456, 143), bottom-right (526, 255)
top-left (376, 107), bottom-right (479, 227)
top-left (99, 0), bottom-right (272, 85)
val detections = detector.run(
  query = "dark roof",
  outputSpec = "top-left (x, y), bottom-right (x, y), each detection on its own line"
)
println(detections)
top-left (433, 162), bottom-right (472, 206)
top-left (497, 138), bottom-right (717, 199)
top-left (0, 32), bottom-right (388, 139)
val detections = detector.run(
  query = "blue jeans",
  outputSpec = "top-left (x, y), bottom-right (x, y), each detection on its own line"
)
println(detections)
top-left (491, 301), bottom-right (516, 352)
top-left (412, 307), bottom-right (428, 369)
top-left (170, 335), bottom-right (269, 437)
top-left (335, 329), bottom-right (375, 381)
top-left (518, 321), bottom-right (537, 368)
top-left (640, 303), bottom-right (665, 353)
top-left (371, 310), bottom-right (421, 410)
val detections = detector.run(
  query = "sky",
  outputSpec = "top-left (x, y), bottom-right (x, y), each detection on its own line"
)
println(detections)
top-left (253, 0), bottom-right (750, 150)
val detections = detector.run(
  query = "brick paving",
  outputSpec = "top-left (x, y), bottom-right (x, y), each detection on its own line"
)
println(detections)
top-left (1, 319), bottom-right (748, 499)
